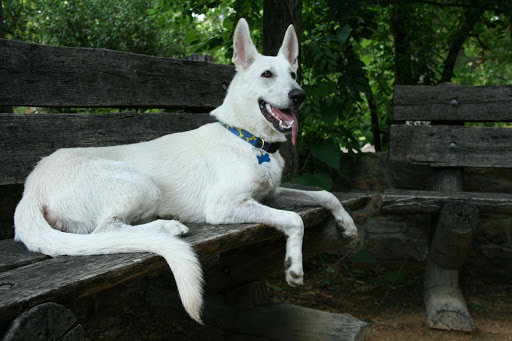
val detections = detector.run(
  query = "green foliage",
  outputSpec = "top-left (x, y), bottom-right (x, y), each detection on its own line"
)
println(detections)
top-left (3, 0), bottom-right (511, 188)
top-left (453, 10), bottom-right (512, 85)
top-left (5, 0), bottom-right (171, 55)
top-left (290, 0), bottom-right (378, 188)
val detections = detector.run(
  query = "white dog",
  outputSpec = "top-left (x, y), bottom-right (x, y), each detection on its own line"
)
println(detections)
top-left (14, 19), bottom-right (357, 323)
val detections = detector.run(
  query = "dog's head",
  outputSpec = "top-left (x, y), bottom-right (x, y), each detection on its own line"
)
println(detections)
top-left (214, 18), bottom-right (305, 145)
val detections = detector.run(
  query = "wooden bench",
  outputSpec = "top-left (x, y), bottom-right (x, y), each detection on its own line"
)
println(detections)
top-left (386, 84), bottom-right (512, 331)
top-left (0, 39), bottom-right (372, 340)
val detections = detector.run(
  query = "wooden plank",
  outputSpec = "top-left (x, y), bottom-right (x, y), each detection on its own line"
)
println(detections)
top-left (388, 125), bottom-right (512, 167)
top-left (0, 239), bottom-right (49, 272)
top-left (0, 39), bottom-right (235, 110)
top-left (0, 201), bottom-right (358, 327)
top-left (0, 112), bottom-right (216, 184)
top-left (381, 189), bottom-right (512, 214)
top-left (206, 301), bottom-right (370, 341)
top-left (0, 192), bottom-right (370, 274)
top-left (2, 302), bottom-right (82, 341)
top-left (393, 85), bottom-right (512, 121)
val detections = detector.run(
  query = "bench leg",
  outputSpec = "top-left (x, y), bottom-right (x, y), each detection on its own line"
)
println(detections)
top-left (424, 200), bottom-right (478, 331)
top-left (2, 302), bottom-right (84, 341)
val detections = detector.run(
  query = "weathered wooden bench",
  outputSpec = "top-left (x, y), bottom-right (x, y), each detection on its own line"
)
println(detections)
top-left (0, 39), bottom-right (372, 340)
top-left (385, 84), bottom-right (512, 331)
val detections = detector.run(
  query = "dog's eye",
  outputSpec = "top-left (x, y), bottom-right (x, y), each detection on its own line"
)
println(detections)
top-left (261, 71), bottom-right (272, 78)
top-left (291, 72), bottom-right (297, 80)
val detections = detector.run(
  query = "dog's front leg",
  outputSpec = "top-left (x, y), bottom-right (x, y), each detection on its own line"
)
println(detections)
top-left (206, 199), bottom-right (304, 286)
top-left (265, 187), bottom-right (358, 239)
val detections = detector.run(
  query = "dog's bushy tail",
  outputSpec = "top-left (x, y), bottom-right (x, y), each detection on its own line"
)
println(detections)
top-left (14, 196), bottom-right (204, 323)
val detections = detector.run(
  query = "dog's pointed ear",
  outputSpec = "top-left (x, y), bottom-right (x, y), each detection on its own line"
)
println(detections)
top-left (232, 18), bottom-right (258, 71)
top-left (278, 25), bottom-right (299, 71)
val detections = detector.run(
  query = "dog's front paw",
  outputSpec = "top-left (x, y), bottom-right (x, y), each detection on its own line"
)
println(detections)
top-left (284, 258), bottom-right (304, 287)
top-left (336, 217), bottom-right (358, 239)
top-left (157, 220), bottom-right (189, 236)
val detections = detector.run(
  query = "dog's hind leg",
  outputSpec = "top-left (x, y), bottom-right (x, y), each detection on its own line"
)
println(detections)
top-left (265, 187), bottom-right (358, 239)
top-left (206, 199), bottom-right (304, 286)
top-left (93, 218), bottom-right (189, 237)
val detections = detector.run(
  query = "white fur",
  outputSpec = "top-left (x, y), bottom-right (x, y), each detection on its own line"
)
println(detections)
top-left (14, 18), bottom-right (357, 324)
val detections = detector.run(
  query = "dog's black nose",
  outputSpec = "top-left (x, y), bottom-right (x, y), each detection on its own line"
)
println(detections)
top-left (289, 89), bottom-right (306, 105)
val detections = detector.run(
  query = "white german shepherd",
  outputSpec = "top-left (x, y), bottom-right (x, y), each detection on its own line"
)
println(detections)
top-left (14, 19), bottom-right (357, 323)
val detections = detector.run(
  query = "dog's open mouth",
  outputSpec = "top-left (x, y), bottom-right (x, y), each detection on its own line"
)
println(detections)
top-left (258, 99), bottom-right (298, 146)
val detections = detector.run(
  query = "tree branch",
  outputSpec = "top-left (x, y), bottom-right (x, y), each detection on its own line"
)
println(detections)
top-left (439, 6), bottom-right (485, 83)
top-left (370, 0), bottom-right (510, 13)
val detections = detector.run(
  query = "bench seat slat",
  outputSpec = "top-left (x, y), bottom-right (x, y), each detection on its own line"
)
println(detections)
top-left (0, 193), bottom-right (371, 327)
top-left (393, 85), bottom-right (512, 122)
top-left (382, 189), bottom-right (512, 214)
top-left (0, 207), bottom-right (327, 326)
top-left (0, 39), bottom-right (235, 110)
top-left (0, 240), bottom-right (49, 273)
top-left (0, 112), bottom-right (215, 185)
top-left (389, 124), bottom-right (512, 168)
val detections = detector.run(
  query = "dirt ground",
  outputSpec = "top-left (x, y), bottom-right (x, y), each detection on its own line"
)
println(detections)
top-left (82, 254), bottom-right (512, 340)
top-left (265, 254), bottom-right (512, 341)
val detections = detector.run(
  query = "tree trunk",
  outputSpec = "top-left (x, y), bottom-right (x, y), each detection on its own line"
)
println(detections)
top-left (440, 6), bottom-right (485, 83)
top-left (262, 0), bottom-right (302, 57)
top-left (263, 0), bottom-right (302, 176)
top-left (0, 0), bottom-right (4, 38)
top-left (391, 3), bottom-right (415, 85)
top-left (367, 90), bottom-right (382, 152)
top-left (0, 0), bottom-right (13, 114)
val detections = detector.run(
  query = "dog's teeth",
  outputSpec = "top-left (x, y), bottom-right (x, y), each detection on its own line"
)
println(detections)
top-left (265, 103), bottom-right (275, 117)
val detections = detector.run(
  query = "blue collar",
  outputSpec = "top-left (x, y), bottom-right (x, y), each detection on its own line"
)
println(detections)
top-left (218, 121), bottom-right (280, 153)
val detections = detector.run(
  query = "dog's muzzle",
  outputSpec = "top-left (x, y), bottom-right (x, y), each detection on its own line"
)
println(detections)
top-left (288, 88), bottom-right (306, 108)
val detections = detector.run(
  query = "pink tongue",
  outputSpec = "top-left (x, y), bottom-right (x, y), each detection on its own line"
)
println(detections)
top-left (273, 107), bottom-right (298, 146)
top-left (291, 118), bottom-right (298, 146)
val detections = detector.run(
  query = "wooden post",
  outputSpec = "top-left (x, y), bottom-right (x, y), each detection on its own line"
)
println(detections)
top-left (424, 168), bottom-right (478, 331)
top-left (2, 302), bottom-right (84, 341)
top-left (429, 200), bottom-right (478, 269)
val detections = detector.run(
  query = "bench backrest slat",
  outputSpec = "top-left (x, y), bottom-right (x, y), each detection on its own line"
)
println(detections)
top-left (0, 112), bottom-right (215, 185)
top-left (390, 85), bottom-right (512, 169)
top-left (0, 39), bottom-right (235, 111)
top-left (389, 125), bottom-right (512, 168)
top-left (394, 85), bottom-right (512, 122)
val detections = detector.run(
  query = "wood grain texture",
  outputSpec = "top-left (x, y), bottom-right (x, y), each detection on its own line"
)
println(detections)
top-left (0, 193), bottom-right (369, 329)
top-left (433, 168), bottom-right (463, 192)
top-left (381, 189), bottom-right (512, 214)
top-left (0, 112), bottom-right (215, 184)
top-left (206, 301), bottom-right (370, 341)
top-left (429, 201), bottom-right (478, 270)
top-left (1, 302), bottom-right (83, 341)
top-left (393, 85), bottom-right (512, 121)
top-left (0, 240), bottom-right (49, 272)
top-left (0, 39), bottom-right (235, 110)
top-left (388, 124), bottom-right (512, 167)
top-left (424, 260), bottom-right (474, 331)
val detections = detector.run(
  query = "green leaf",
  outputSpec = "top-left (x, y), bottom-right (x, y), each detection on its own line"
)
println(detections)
top-left (310, 143), bottom-right (341, 170)
top-left (184, 30), bottom-right (198, 45)
top-left (325, 265), bottom-right (335, 273)
top-left (265, 281), bottom-right (284, 292)
top-left (384, 270), bottom-right (405, 285)
top-left (352, 249), bottom-right (376, 264)
top-left (287, 170), bottom-right (332, 190)
top-left (336, 25), bottom-right (351, 43)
